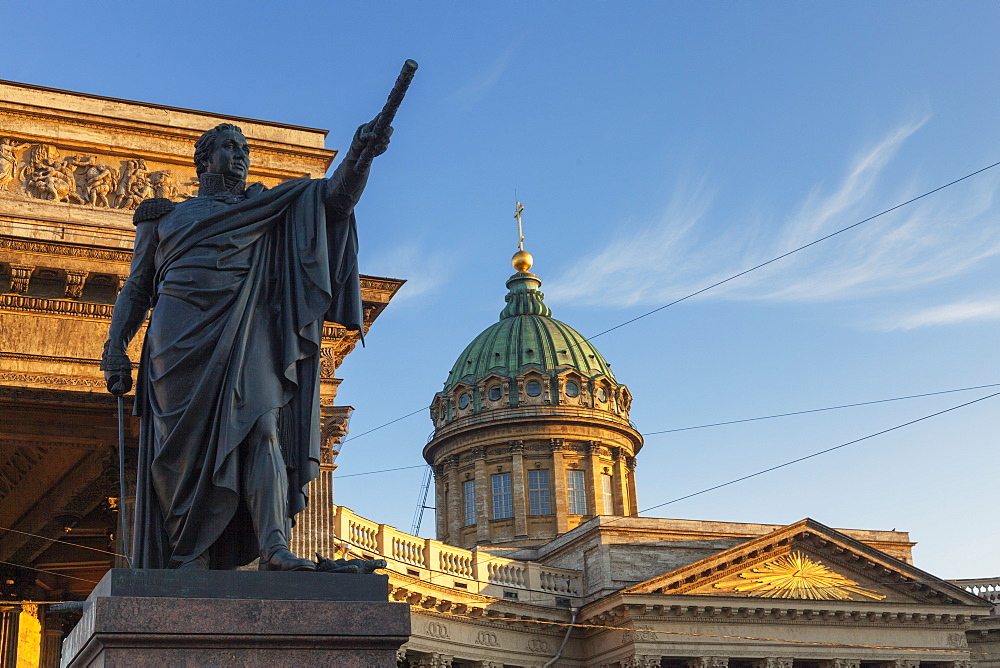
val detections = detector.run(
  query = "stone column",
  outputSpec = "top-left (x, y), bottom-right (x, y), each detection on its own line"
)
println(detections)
top-left (586, 441), bottom-right (605, 515)
top-left (550, 439), bottom-right (568, 533)
top-left (473, 447), bottom-right (490, 544)
top-left (610, 447), bottom-right (627, 516)
top-left (0, 606), bottom-right (20, 668)
top-left (39, 625), bottom-right (63, 668)
top-left (625, 456), bottom-right (639, 515)
top-left (434, 463), bottom-right (448, 541)
top-left (510, 440), bottom-right (527, 538)
top-left (446, 457), bottom-right (463, 543)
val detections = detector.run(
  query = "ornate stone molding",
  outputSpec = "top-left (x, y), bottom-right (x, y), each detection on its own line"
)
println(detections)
top-left (0, 372), bottom-right (103, 387)
top-left (0, 237), bottom-right (133, 264)
top-left (0, 293), bottom-right (113, 319)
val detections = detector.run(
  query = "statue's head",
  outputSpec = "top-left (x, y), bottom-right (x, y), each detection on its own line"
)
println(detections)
top-left (194, 123), bottom-right (249, 180)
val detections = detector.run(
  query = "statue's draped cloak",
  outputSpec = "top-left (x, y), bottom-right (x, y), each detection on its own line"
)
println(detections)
top-left (131, 178), bottom-right (362, 569)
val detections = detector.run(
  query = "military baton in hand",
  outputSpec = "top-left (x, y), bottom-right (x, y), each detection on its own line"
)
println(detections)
top-left (354, 59), bottom-right (418, 173)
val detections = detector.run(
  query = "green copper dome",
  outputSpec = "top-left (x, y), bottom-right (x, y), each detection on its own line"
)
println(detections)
top-left (443, 271), bottom-right (615, 392)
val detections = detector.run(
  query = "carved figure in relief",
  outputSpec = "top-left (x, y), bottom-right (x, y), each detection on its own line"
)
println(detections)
top-left (79, 159), bottom-right (118, 207)
top-left (148, 170), bottom-right (177, 200)
top-left (115, 159), bottom-right (154, 209)
top-left (23, 144), bottom-right (84, 203)
top-left (0, 138), bottom-right (27, 190)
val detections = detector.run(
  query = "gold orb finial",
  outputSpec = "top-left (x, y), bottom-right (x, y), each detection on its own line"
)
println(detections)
top-left (512, 250), bottom-right (533, 272)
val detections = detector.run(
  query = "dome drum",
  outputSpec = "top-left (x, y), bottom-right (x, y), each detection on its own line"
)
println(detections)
top-left (432, 367), bottom-right (633, 432)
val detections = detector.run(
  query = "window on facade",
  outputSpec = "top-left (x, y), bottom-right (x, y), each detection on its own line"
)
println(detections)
top-left (488, 385), bottom-right (502, 401)
top-left (566, 469), bottom-right (586, 515)
top-left (492, 473), bottom-right (513, 519)
top-left (463, 479), bottom-right (476, 526)
top-left (528, 469), bottom-right (551, 515)
top-left (525, 380), bottom-right (542, 397)
top-left (565, 381), bottom-right (579, 397)
top-left (459, 393), bottom-right (471, 409)
top-left (602, 473), bottom-right (614, 515)
top-left (596, 386), bottom-right (608, 402)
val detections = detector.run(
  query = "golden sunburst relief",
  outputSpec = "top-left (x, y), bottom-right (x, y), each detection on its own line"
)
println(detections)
top-left (711, 551), bottom-right (886, 601)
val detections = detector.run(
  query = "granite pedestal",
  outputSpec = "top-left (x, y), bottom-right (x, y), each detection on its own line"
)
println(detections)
top-left (60, 569), bottom-right (410, 667)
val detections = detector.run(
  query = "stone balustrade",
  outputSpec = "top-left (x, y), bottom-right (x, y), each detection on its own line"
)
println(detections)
top-left (949, 577), bottom-right (1000, 616)
top-left (332, 504), bottom-right (581, 604)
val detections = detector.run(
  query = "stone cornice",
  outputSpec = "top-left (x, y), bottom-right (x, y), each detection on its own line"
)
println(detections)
top-left (0, 236), bottom-right (132, 264)
top-left (581, 596), bottom-right (984, 631)
top-left (0, 294), bottom-right (113, 319)
top-left (0, 351), bottom-right (101, 366)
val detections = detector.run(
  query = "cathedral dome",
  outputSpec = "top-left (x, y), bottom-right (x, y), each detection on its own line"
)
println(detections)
top-left (441, 271), bottom-right (615, 394)
top-left (429, 262), bottom-right (633, 431)
top-left (424, 248), bottom-right (642, 550)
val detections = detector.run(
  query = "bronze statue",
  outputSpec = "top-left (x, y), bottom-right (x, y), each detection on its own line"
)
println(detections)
top-left (101, 63), bottom-right (414, 571)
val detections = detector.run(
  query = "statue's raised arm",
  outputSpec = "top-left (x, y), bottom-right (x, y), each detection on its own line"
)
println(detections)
top-left (325, 59), bottom-right (417, 207)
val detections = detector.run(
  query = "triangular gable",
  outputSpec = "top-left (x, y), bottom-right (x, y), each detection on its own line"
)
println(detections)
top-left (623, 518), bottom-right (986, 606)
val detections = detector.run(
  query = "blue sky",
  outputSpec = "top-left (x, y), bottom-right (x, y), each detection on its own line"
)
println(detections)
top-left (4, 1), bottom-right (998, 577)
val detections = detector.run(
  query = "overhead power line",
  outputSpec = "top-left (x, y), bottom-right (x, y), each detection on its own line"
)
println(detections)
top-left (0, 559), bottom-right (100, 585)
top-left (643, 382), bottom-right (1000, 435)
top-left (339, 159), bottom-right (1000, 446)
top-left (337, 380), bottom-right (999, 454)
top-left (582, 159), bottom-right (1000, 343)
top-left (410, 388), bottom-right (1000, 571)
top-left (636, 389), bottom-right (1000, 515)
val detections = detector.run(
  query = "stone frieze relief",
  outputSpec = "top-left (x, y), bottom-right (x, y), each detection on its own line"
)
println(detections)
top-left (0, 136), bottom-right (197, 208)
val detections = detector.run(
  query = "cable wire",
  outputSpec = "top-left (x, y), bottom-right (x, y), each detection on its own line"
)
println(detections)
top-left (0, 560), bottom-right (100, 585)
top-left (334, 381), bottom-right (999, 476)
top-left (0, 526), bottom-right (125, 559)
top-left (392, 388), bottom-right (1000, 576)
top-left (339, 159), bottom-right (1000, 440)
top-left (636, 389), bottom-right (1000, 516)
top-left (643, 382), bottom-right (1000, 435)
top-left (581, 159), bottom-right (1000, 343)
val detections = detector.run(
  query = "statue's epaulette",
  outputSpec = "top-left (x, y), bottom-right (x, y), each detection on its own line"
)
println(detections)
top-left (133, 198), bottom-right (176, 225)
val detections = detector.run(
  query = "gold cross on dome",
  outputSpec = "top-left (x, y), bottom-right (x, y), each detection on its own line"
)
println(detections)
top-left (514, 201), bottom-right (525, 251)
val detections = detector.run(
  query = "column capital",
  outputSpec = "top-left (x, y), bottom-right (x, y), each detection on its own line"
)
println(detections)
top-left (689, 657), bottom-right (729, 668)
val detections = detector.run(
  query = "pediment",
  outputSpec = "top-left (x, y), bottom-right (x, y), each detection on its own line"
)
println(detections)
top-left (623, 518), bottom-right (985, 607)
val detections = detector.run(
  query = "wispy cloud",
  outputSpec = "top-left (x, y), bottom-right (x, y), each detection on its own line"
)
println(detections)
top-left (362, 242), bottom-right (448, 305)
top-left (880, 298), bottom-right (1000, 330)
top-left (450, 44), bottom-right (517, 107)
top-left (546, 116), bottom-right (1000, 309)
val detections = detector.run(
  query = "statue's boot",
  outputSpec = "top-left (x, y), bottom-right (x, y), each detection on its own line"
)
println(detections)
top-left (246, 410), bottom-right (315, 572)
top-left (177, 552), bottom-right (210, 570)
top-left (259, 547), bottom-right (316, 572)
